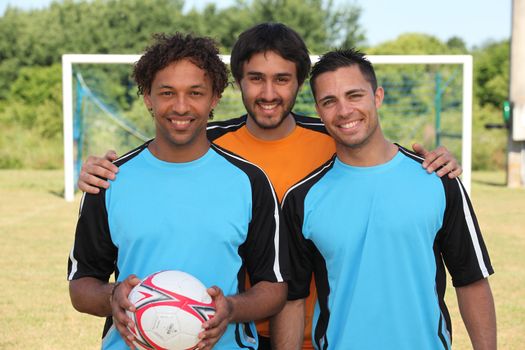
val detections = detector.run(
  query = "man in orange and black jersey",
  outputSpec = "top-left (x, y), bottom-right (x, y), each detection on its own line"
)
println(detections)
top-left (77, 23), bottom-right (462, 350)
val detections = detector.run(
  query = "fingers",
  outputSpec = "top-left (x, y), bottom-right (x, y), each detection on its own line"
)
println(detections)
top-left (197, 286), bottom-right (231, 349)
top-left (77, 154), bottom-right (120, 193)
top-left (420, 145), bottom-right (463, 178)
top-left (105, 150), bottom-right (119, 162)
top-left (411, 143), bottom-right (427, 157)
top-left (111, 275), bottom-right (141, 346)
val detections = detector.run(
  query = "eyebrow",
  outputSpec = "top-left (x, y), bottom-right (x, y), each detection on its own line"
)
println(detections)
top-left (246, 71), bottom-right (293, 77)
top-left (318, 88), bottom-right (367, 104)
top-left (158, 84), bottom-right (207, 90)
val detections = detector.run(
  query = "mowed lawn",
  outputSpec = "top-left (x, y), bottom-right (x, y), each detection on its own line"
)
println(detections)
top-left (0, 169), bottom-right (523, 349)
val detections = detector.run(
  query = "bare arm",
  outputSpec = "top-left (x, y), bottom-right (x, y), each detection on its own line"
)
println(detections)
top-left (77, 150), bottom-right (120, 194)
top-left (412, 143), bottom-right (462, 178)
top-left (456, 278), bottom-right (497, 350)
top-left (69, 277), bottom-right (113, 317)
top-left (271, 299), bottom-right (305, 350)
top-left (197, 281), bottom-right (288, 349)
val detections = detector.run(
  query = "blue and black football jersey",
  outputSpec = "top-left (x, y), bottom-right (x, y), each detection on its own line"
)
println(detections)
top-left (282, 145), bottom-right (493, 350)
top-left (68, 141), bottom-right (288, 350)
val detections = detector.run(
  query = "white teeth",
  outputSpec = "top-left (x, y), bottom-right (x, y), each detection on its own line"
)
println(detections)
top-left (259, 104), bottom-right (278, 110)
top-left (170, 120), bottom-right (190, 125)
top-left (340, 120), bottom-right (359, 129)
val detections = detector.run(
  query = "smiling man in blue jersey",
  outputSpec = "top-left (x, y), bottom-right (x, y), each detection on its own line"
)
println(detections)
top-left (67, 33), bottom-right (289, 350)
top-left (280, 49), bottom-right (496, 350)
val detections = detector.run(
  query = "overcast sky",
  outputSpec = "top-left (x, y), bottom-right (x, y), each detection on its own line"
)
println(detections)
top-left (0, 0), bottom-right (512, 48)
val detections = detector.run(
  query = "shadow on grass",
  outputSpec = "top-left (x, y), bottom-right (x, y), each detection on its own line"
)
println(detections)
top-left (49, 189), bottom-right (65, 198)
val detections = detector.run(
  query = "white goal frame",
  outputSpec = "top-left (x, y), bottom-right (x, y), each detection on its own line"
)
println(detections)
top-left (62, 54), bottom-right (473, 201)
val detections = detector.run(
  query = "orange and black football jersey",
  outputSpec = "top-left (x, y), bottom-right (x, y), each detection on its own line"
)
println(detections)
top-left (207, 113), bottom-right (336, 350)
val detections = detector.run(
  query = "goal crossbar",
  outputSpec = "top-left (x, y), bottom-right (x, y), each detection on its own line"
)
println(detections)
top-left (62, 54), bottom-right (473, 201)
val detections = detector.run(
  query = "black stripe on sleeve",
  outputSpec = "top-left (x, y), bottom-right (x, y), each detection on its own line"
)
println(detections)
top-left (211, 143), bottom-right (286, 284)
top-left (437, 176), bottom-right (494, 287)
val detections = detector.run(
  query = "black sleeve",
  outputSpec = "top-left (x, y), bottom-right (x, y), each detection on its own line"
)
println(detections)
top-left (437, 178), bottom-right (494, 287)
top-left (67, 191), bottom-right (117, 282)
top-left (282, 189), bottom-right (315, 300)
top-left (241, 170), bottom-right (290, 285)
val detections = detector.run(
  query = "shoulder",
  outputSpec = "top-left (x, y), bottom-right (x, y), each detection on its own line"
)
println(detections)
top-left (282, 155), bottom-right (337, 205)
top-left (210, 143), bottom-right (270, 183)
top-left (113, 140), bottom-right (151, 167)
top-left (396, 144), bottom-right (425, 165)
top-left (206, 115), bottom-right (247, 141)
top-left (293, 113), bottom-right (328, 134)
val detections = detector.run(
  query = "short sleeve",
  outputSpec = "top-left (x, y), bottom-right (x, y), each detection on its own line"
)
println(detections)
top-left (437, 178), bottom-right (494, 287)
top-left (67, 191), bottom-right (117, 282)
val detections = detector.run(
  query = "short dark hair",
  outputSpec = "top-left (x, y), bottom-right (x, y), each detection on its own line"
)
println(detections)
top-left (310, 49), bottom-right (378, 99)
top-left (230, 22), bottom-right (310, 86)
top-left (133, 33), bottom-right (228, 97)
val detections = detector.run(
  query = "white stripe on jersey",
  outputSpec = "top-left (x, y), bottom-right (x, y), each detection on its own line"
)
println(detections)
top-left (69, 192), bottom-right (87, 280)
top-left (212, 145), bottom-right (284, 282)
top-left (206, 121), bottom-right (246, 131)
top-left (68, 246), bottom-right (78, 280)
top-left (296, 121), bottom-right (324, 127)
top-left (113, 146), bottom-right (144, 164)
top-left (455, 178), bottom-right (490, 277)
top-left (281, 158), bottom-right (336, 207)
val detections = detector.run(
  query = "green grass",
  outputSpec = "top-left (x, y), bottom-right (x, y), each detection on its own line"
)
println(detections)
top-left (0, 170), bottom-right (523, 349)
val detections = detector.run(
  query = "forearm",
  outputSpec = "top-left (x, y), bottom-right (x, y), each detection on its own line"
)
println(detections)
top-left (456, 278), bottom-right (497, 350)
top-left (270, 299), bottom-right (305, 350)
top-left (69, 277), bottom-right (114, 317)
top-left (228, 281), bottom-right (287, 323)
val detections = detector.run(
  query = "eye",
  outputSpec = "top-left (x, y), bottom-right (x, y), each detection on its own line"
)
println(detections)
top-left (321, 99), bottom-right (335, 107)
top-left (276, 76), bottom-right (290, 84)
top-left (190, 91), bottom-right (203, 96)
top-left (160, 91), bottom-right (173, 96)
top-left (348, 93), bottom-right (364, 100)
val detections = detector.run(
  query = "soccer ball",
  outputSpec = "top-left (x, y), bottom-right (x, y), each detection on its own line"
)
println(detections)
top-left (126, 270), bottom-right (216, 350)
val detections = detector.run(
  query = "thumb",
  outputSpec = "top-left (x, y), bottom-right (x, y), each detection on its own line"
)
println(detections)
top-left (207, 286), bottom-right (222, 298)
top-left (411, 143), bottom-right (428, 156)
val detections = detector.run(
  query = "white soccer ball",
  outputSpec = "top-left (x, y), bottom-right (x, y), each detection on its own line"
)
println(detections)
top-left (126, 270), bottom-right (215, 350)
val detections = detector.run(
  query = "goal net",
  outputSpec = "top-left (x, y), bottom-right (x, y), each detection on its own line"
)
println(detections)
top-left (62, 54), bottom-right (473, 201)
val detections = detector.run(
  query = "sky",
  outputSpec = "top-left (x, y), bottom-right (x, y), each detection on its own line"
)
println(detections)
top-left (0, 0), bottom-right (512, 48)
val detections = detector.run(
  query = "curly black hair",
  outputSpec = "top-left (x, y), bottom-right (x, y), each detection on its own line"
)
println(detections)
top-left (133, 33), bottom-right (228, 97)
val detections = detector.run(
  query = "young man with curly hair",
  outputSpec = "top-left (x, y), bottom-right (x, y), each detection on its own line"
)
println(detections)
top-left (67, 33), bottom-right (289, 350)
top-left (76, 24), bottom-right (463, 350)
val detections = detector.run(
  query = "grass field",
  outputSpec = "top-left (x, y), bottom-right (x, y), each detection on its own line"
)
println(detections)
top-left (0, 169), bottom-right (523, 349)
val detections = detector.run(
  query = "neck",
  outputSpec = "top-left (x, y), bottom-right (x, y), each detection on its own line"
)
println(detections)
top-left (245, 113), bottom-right (296, 141)
top-left (337, 136), bottom-right (398, 167)
top-left (148, 137), bottom-right (210, 163)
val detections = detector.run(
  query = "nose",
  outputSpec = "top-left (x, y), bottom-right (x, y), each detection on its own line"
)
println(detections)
top-left (337, 100), bottom-right (354, 118)
top-left (171, 95), bottom-right (190, 115)
top-left (260, 81), bottom-right (278, 101)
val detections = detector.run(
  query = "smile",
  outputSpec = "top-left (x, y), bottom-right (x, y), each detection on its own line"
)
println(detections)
top-left (340, 120), bottom-right (360, 129)
top-left (170, 119), bottom-right (191, 126)
top-left (258, 103), bottom-right (279, 110)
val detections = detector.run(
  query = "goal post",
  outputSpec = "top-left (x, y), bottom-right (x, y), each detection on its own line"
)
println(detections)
top-left (62, 54), bottom-right (473, 201)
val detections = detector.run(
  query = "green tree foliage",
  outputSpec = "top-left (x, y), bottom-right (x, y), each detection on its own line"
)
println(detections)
top-left (473, 40), bottom-right (510, 108)
top-left (0, 0), bottom-right (510, 171)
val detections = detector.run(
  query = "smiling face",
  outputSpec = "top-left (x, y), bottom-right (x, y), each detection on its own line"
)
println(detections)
top-left (314, 64), bottom-right (385, 153)
top-left (238, 51), bottom-right (300, 139)
top-left (144, 59), bottom-right (219, 162)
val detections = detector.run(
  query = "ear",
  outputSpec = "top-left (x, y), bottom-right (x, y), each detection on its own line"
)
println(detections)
top-left (374, 86), bottom-right (384, 109)
top-left (210, 93), bottom-right (220, 110)
top-left (143, 93), bottom-right (153, 111)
